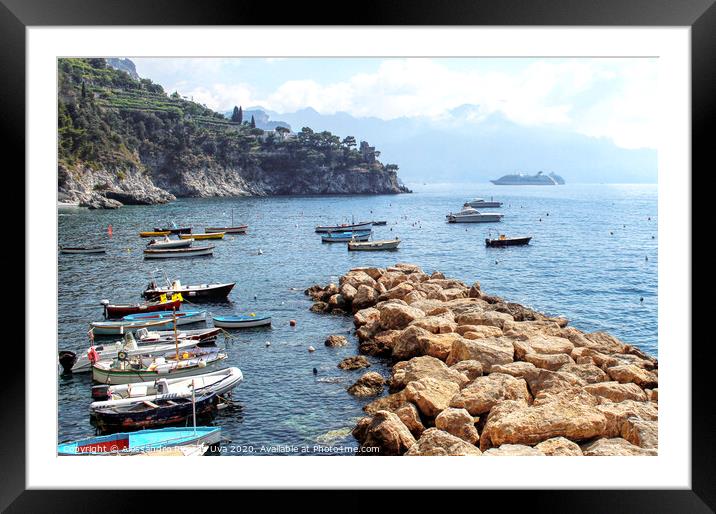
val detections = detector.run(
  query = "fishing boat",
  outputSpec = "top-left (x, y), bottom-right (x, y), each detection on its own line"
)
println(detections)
top-left (102, 293), bottom-right (183, 319)
top-left (57, 426), bottom-right (222, 455)
top-left (59, 334), bottom-right (204, 374)
top-left (348, 237), bottom-right (401, 251)
top-left (315, 221), bottom-right (373, 233)
top-left (90, 391), bottom-right (219, 433)
top-left (153, 226), bottom-right (192, 234)
top-left (179, 232), bottom-right (224, 240)
top-left (90, 318), bottom-right (174, 336)
top-left (205, 226), bottom-right (247, 234)
top-left (464, 197), bottom-right (503, 208)
top-left (146, 236), bottom-right (193, 249)
top-left (143, 278), bottom-right (235, 301)
top-left (371, 220), bottom-right (388, 226)
top-left (139, 231), bottom-right (171, 238)
top-left (91, 367), bottom-right (243, 402)
top-left (123, 310), bottom-right (207, 326)
top-left (59, 246), bottom-right (106, 254)
top-left (136, 327), bottom-right (221, 344)
top-left (485, 235), bottom-right (532, 247)
top-left (92, 348), bottom-right (228, 384)
top-left (212, 314), bottom-right (271, 329)
top-left (143, 245), bottom-right (214, 259)
top-left (446, 206), bottom-right (504, 223)
top-left (321, 231), bottom-right (372, 243)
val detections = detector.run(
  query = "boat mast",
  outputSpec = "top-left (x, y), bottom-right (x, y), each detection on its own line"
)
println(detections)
top-left (173, 308), bottom-right (179, 361)
top-left (191, 379), bottom-right (197, 435)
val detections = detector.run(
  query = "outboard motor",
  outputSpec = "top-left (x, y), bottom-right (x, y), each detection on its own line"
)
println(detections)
top-left (58, 351), bottom-right (77, 374)
top-left (100, 299), bottom-right (110, 319)
top-left (155, 378), bottom-right (169, 395)
top-left (91, 384), bottom-right (111, 401)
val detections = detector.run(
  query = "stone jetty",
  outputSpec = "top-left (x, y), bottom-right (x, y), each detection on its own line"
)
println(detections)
top-left (306, 263), bottom-right (658, 456)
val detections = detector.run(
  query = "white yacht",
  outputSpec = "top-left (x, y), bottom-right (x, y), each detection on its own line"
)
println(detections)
top-left (464, 197), bottom-right (503, 208)
top-left (446, 206), bottom-right (504, 223)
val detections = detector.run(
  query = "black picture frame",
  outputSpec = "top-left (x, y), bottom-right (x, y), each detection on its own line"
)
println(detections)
top-left (4, 0), bottom-right (708, 509)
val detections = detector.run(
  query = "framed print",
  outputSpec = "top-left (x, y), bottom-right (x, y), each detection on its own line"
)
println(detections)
top-left (4, 0), bottom-right (711, 509)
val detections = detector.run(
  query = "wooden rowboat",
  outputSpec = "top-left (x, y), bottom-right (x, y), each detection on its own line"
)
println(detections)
top-left (485, 235), bottom-right (532, 247)
top-left (315, 221), bottom-right (372, 233)
top-left (59, 246), bottom-right (106, 254)
top-left (347, 238), bottom-right (401, 251)
top-left (140, 231), bottom-right (171, 238)
top-left (143, 245), bottom-right (214, 259)
top-left (57, 427), bottom-right (222, 455)
top-left (212, 314), bottom-right (271, 329)
top-left (205, 226), bottom-right (247, 234)
top-left (179, 232), bottom-right (224, 240)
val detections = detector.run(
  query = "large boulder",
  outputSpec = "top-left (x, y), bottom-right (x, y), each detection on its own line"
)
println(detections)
top-left (483, 444), bottom-right (545, 456)
top-left (606, 365), bottom-right (658, 389)
top-left (521, 352), bottom-right (575, 371)
top-left (355, 410), bottom-right (416, 455)
top-left (581, 437), bottom-right (657, 456)
top-left (340, 270), bottom-right (376, 290)
top-left (404, 428), bottom-right (482, 456)
top-left (337, 355), bottom-right (371, 370)
top-left (325, 335), bottom-right (348, 348)
top-left (596, 400), bottom-right (658, 438)
top-left (449, 360), bottom-right (484, 381)
top-left (450, 373), bottom-right (532, 416)
top-left (350, 267), bottom-right (385, 281)
top-left (502, 320), bottom-right (563, 340)
top-left (435, 408), bottom-right (479, 445)
top-left (409, 316), bottom-right (458, 335)
top-left (392, 326), bottom-right (432, 361)
top-left (457, 310), bottom-right (514, 329)
top-left (513, 335), bottom-right (574, 359)
top-left (339, 283), bottom-right (358, 303)
top-left (534, 437), bottom-right (584, 456)
top-left (419, 332), bottom-right (464, 361)
top-left (480, 392), bottom-right (607, 450)
top-left (363, 391), bottom-right (407, 414)
top-left (621, 417), bottom-right (658, 449)
top-left (584, 381), bottom-right (648, 403)
top-left (379, 303), bottom-right (425, 331)
top-left (379, 282), bottom-right (415, 302)
top-left (347, 372), bottom-right (386, 397)
top-left (404, 377), bottom-right (461, 418)
top-left (525, 369), bottom-right (587, 396)
top-left (490, 361), bottom-right (540, 383)
top-left (558, 363), bottom-right (609, 384)
top-left (394, 402), bottom-right (425, 438)
top-left (446, 337), bottom-right (514, 371)
top-left (352, 284), bottom-right (379, 311)
top-left (390, 355), bottom-right (469, 392)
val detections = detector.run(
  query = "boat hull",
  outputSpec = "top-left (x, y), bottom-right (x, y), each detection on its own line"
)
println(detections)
top-left (123, 310), bottom-right (207, 326)
top-left (143, 245), bottom-right (214, 259)
top-left (90, 319), bottom-right (174, 336)
top-left (485, 236), bottom-right (532, 247)
top-left (465, 201), bottom-right (503, 208)
top-left (143, 283), bottom-right (235, 301)
top-left (322, 232), bottom-right (371, 242)
top-left (140, 231), bottom-right (171, 237)
top-left (153, 227), bottom-right (192, 234)
top-left (447, 214), bottom-right (504, 223)
top-left (57, 427), bottom-right (221, 455)
top-left (212, 316), bottom-right (271, 328)
top-left (315, 222), bottom-right (372, 233)
top-left (205, 226), bottom-right (247, 234)
top-left (179, 233), bottom-right (224, 240)
top-left (106, 299), bottom-right (182, 319)
top-left (146, 239), bottom-right (193, 249)
top-left (348, 239), bottom-right (400, 251)
top-left (92, 353), bottom-right (227, 384)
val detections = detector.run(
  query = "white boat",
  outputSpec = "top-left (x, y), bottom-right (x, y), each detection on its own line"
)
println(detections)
top-left (136, 327), bottom-right (221, 344)
top-left (446, 206), bottom-right (504, 223)
top-left (347, 238), bottom-right (401, 251)
top-left (91, 367), bottom-right (243, 407)
top-left (146, 236), bottom-right (193, 249)
top-left (59, 333), bottom-right (204, 374)
top-left (315, 221), bottom-right (373, 233)
top-left (143, 245), bottom-right (214, 259)
top-left (92, 349), bottom-right (228, 384)
top-left (59, 246), bottom-right (106, 254)
top-left (122, 310), bottom-right (207, 326)
top-left (212, 315), bottom-right (272, 329)
top-left (464, 197), bottom-right (503, 208)
top-left (90, 318), bottom-right (174, 336)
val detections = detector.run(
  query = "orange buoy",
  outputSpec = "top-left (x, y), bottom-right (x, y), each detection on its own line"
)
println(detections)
top-left (289, 319), bottom-right (297, 327)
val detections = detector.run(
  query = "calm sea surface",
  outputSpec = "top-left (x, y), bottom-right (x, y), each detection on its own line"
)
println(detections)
top-left (57, 183), bottom-right (657, 454)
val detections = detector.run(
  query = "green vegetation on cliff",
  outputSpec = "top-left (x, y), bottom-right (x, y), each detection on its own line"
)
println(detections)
top-left (58, 58), bottom-right (401, 185)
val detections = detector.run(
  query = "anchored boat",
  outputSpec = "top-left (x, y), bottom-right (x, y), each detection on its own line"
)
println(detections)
top-left (464, 197), bottom-right (503, 208)
top-left (153, 226), bottom-right (192, 234)
top-left (136, 327), bottom-right (221, 344)
top-left (485, 235), bottom-right (532, 247)
top-left (102, 293), bottom-right (183, 319)
top-left (146, 237), bottom-right (193, 249)
top-left (140, 231), bottom-right (171, 238)
top-left (143, 245), bottom-right (214, 259)
top-left (122, 310), bottom-right (207, 326)
top-left (212, 314), bottom-right (272, 329)
top-left (57, 426), bottom-right (221, 455)
top-left (315, 221), bottom-right (372, 233)
top-left (142, 278), bottom-right (235, 301)
top-left (90, 318), bottom-right (174, 336)
top-left (321, 230), bottom-right (372, 243)
top-left (179, 232), bottom-right (224, 240)
top-left (347, 237), bottom-right (401, 251)
top-left (446, 206), bottom-right (504, 223)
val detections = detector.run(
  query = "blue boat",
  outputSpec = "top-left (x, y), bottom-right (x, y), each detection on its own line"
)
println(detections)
top-left (57, 426), bottom-right (221, 455)
top-left (122, 310), bottom-right (207, 326)
top-left (321, 230), bottom-right (372, 243)
top-left (213, 314), bottom-right (272, 329)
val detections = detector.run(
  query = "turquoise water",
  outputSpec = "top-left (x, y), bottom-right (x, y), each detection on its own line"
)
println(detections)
top-left (57, 183), bottom-right (657, 454)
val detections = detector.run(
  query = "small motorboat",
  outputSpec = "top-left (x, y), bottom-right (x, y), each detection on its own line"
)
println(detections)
top-left (123, 310), bottom-right (206, 326)
top-left (59, 246), bottom-right (106, 254)
top-left (143, 279), bottom-right (235, 301)
top-left (446, 206), bottom-right (504, 223)
top-left (59, 333), bottom-right (204, 374)
top-left (143, 245), bottom-right (215, 259)
top-left (348, 237), bottom-right (401, 251)
top-left (212, 314), bottom-right (271, 329)
top-left (57, 426), bottom-right (221, 455)
top-left (90, 318), bottom-right (174, 336)
top-left (90, 391), bottom-right (219, 433)
top-left (315, 221), bottom-right (373, 233)
top-left (146, 236), bottom-right (193, 249)
top-left (321, 230), bottom-right (372, 243)
top-left (139, 231), bottom-right (171, 238)
top-left (153, 226), bottom-right (192, 234)
top-left (92, 349), bottom-right (228, 384)
top-left (91, 367), bottom-right (243, 402)
top-left (205, 226), bottom-right (247, 234)
top-left (102, 293), bottom-right (183, 319)
top-left (136, 327), bottom-right (221, 344)
top-left (179, 232), bottom-right (224, 240)
top-left (371, 220), bottom-right (388, 226)
top-left (485, 235), bottom-right (532, 247)
top-left (464, 197), bottom-right (503, 208)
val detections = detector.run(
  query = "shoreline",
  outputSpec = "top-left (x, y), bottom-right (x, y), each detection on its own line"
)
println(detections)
top-left (307, 263), bottom-right (658, 456)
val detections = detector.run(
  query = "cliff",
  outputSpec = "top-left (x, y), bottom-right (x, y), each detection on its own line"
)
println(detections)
top-left (57, 58), bottom-right (410, 208)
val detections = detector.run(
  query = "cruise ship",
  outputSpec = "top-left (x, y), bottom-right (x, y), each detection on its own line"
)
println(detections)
top-left (490, 171), bottom-right (565, 185)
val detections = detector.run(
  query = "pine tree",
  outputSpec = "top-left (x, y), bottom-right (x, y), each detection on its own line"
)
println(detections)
top-left (238, 106), bottom-right (243, 124)
top-left (250, 115), bottom-right (256, 129)
top-left (81, 81), bottom-right (87, 98)
top-left (231, 106), bottom-right (241, 122)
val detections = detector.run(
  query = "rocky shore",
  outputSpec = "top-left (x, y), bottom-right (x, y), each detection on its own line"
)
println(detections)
top-left (306, 263), bottom-right (658, 456)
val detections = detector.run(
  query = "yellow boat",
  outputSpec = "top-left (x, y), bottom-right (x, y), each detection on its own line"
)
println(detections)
top-left (139, 231), bottom-right (171, 238)
top-left (179, 232), bottom-right (224, 240)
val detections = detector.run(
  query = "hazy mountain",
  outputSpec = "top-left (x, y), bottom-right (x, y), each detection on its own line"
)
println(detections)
top-left (246, 106), bottom-right (657, 184)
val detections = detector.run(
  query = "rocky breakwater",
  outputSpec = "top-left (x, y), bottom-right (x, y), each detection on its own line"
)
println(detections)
top-left (306, 263), bottom-right (658, 456)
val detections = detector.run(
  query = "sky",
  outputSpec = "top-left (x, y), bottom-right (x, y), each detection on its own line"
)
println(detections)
top-left (132, 57), bottom-right (658, 150)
